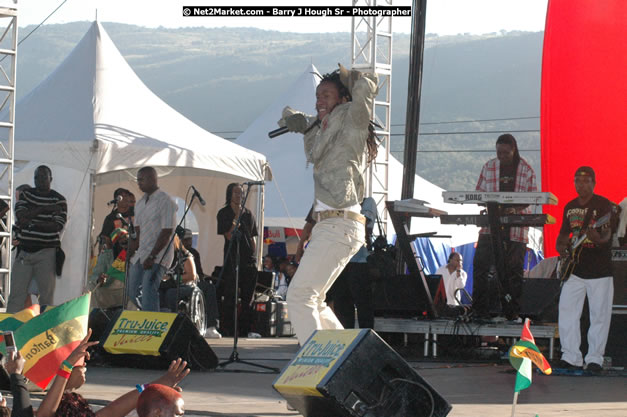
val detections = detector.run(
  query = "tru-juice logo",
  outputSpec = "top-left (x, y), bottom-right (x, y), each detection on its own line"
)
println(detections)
top-left (294, 339), bottom-right (347, 367)
top-left (112, 317), bottom-right (170, 337)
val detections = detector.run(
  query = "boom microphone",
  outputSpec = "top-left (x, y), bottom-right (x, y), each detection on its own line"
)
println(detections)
top-left (107, 195), bottom-right (123, 205)
top-left (191, 185), bottom-right (206, 206)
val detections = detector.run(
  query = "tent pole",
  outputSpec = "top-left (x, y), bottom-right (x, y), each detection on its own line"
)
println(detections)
top-left (257, 181), bottom-right (265, 267)
top-left (84, 172), bottom-right (96, 292)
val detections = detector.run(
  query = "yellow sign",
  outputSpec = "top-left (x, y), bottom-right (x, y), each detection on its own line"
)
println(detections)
top-left (274, 329), bottom-right (365, 397)
top-left (103, 311), bottom-right (177, 356)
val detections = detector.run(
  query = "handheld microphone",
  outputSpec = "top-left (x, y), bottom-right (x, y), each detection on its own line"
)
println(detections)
top-left (244, 181), bottom-right (265, 186)
top-left (269, 119), bottom-right (321, 138)
top-left (191, 185), bottom-right (206, 206)
top-left (107, 195), bottom-right (123, 205)
top-left (268, 126), bottom-right (289, 138)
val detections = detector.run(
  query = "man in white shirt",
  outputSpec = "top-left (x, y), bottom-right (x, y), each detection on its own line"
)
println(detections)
top-left (127, 166), bottom-right (176, 311)
top-left (435, 252), bottom-right (468, 306)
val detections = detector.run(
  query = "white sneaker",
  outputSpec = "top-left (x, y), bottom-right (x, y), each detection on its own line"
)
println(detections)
top-left (206, 326), bottom-right (222, 339)
top-left (247, 332), bottom-right (262, 338)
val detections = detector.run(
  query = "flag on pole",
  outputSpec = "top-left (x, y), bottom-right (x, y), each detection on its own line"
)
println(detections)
top-left (3, 294), bottom-right (90, 389)
top-left (509, 319), bottom-right (552, 392)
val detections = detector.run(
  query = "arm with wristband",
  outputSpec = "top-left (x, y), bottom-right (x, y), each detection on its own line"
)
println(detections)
top-left (36, 329), bottom-right (98, 417)
top-left (94, 358), bottom-right (190, 417)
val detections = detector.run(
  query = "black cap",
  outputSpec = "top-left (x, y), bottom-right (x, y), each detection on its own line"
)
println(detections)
top-left (574, 166), bottom-right (595, 182)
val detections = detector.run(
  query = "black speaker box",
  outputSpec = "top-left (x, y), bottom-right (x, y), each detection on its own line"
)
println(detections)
top-left (276, 300), bottom-right (295, 337)
top-left (375, 274), bottom-right (441, 318)
top-left (520, 278), bottom-right (560, 322)
top-left (88, 307), bottom-right (123, 342)
top-left (274, 329), bottom-right (451, 417)
top-left (99, 311), bottom-right (217, 370)
top-left (253, 299), bottom-right (296, 337)
top-left (253, 300), bottom-right (278, 337)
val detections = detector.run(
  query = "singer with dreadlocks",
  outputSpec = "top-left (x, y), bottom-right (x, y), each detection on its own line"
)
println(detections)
top-left (472, 133), bottom-right (537, 321)
top-left (277, 64), bottom-right (379, 344)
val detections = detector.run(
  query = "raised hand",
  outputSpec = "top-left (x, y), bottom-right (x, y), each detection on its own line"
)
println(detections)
top-left (66, 328), bottom-right (99, 366)
top-left (153, 358), bottom-right (190, 391)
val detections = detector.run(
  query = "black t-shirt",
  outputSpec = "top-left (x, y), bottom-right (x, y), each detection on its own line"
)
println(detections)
top-left (559, 194), bottom-right (613, 278)
top-left (217, 205), bottom-right (258, 268)
top-left (499, 163), bottom-right (516, 192)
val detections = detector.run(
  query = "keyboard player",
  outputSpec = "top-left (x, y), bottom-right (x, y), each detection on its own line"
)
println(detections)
top-left (473, 133), bottom-right (537, 320)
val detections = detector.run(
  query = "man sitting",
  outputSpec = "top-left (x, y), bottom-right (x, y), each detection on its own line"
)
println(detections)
top-left (87, 228), bottom-right (128, 309)
top-left (435, 252), bottom-right (468, 306)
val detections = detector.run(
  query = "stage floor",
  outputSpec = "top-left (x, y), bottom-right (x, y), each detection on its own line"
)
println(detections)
top-left (374, 317), bottom-right (560, 359)
top-left (7, 336), bottom-right (626, 417)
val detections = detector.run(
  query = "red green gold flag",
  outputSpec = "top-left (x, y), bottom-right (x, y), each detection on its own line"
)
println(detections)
top-left (6, 294), bottom-right (90, 389)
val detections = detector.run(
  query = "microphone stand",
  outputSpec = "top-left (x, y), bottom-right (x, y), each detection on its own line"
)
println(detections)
top-left (156, 189), bottom-right (200, 317)
top-left (121, 209), bottom-right (137, 310)
top-left (216, 183), bottom-right (278, 374)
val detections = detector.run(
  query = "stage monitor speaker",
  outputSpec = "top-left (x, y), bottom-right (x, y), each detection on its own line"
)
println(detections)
top-left (88, 307), bottom-right (123, 342)
top-left (99, 310), bottom-right (217, 370)
top-left (375, 274), bottom-right (443, 318)
top-left (520, 278), bottom-right (560, 322)
top-left (274, 329), bottom-right (451, 417)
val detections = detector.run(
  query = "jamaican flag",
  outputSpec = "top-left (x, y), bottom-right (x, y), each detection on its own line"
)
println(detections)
top-left (0, 294), bottom-right (90, 389)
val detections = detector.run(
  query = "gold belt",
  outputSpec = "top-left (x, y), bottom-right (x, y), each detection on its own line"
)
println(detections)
top-left (315, 210), bottom-right (366, 225)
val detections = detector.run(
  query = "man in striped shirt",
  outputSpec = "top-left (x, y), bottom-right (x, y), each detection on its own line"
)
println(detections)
top-left (7, 165), bottom-right (67, 312)
top-left (127, 166), bottom-right (176, 311)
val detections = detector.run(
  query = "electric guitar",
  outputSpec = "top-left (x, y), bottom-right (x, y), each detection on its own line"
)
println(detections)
top-left (557, 212), bottom-right (612, 283)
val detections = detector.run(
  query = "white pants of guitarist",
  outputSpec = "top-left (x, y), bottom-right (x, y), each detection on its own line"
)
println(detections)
top-left (287, 217), bottom-right (364, 345)
top-left (558, 274), bottom-right (613, 367)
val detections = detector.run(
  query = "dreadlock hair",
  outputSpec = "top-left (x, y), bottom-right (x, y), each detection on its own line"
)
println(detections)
top-left (496, 133), bottom-right (521, 166)
top-left (317, 69), bottom-right (380, 164)
top-left (319, 69), bottom-right (351, 102)
top-left (225, 182), bottom-right (241, 206)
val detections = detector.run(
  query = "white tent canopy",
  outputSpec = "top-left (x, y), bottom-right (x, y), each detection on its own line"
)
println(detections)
top-left (236, 64), bottom-right (481, 248)
top-left (7, 22), bottom-right (269, 304)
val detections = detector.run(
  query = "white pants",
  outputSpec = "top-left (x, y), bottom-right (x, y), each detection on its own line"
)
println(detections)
top-left (287, 217), bottom-right (364, 345)
top-left (558, 274), bottom-right (613, 366)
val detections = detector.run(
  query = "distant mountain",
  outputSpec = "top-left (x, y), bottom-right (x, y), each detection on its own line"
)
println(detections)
top-left (16, 22), bottom-right (544, 191)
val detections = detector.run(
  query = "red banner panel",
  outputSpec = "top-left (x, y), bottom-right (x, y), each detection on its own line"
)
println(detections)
top-left (541, 0), bottom-right (627, 256)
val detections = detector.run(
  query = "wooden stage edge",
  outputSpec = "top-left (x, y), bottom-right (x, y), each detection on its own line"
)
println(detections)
top-left (373, 317), bottom-right (559, 360)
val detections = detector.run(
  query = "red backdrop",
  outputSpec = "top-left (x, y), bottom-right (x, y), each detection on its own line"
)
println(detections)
top-left (541, 0), bottom-right (627, 256)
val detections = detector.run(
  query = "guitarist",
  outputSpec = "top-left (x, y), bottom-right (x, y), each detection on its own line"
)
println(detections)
top-left (556, 166), bottom-right (613, 373)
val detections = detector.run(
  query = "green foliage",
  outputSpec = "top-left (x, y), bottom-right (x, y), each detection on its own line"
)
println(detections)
top-left (16, 23), bottom-right (543, 190)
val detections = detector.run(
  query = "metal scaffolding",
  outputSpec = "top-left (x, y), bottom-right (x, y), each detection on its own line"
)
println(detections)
top-left (351, 0), bottom-right (393, 233)
top-left (0, 5), bottom-right (17, 308)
